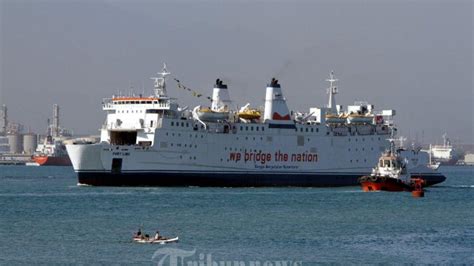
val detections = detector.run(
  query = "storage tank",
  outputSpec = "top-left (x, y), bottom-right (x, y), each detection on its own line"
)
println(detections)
top-left (0, 136), bottom-right (10, 154)
top-left (7, 134), bottom-right (23, 154)
top-left (464, 153), bottom-right (474, 165)
top-left (23, 134), bottom-right (38, 154)
top-left (1, 104), bottom-right (7, 134)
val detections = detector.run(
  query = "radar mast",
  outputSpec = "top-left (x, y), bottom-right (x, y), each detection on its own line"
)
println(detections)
top-left (151, 63), bottom-right (170, 97)
top-left (326, 71), bottom-right (338, 113)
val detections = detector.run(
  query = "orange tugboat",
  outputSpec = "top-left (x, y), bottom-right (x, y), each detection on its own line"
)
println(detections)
top-left (358, 140), bottom-right (425, 197)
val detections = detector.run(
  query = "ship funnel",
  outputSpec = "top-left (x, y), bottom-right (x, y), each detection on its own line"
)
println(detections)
top-left (263, 78), bottom-right (292, 124)
top-left (211, 79), bottom-right (231, 112)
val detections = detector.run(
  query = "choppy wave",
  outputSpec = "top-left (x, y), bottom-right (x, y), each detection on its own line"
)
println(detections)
top-left (437, 185), bottom-right (474, 188)
top-left (313, 229), bottom-right (474, 263)
top-left (2, 175), bottom-right (63, 179)
top-left (0, 191), bottom-right (133, 197)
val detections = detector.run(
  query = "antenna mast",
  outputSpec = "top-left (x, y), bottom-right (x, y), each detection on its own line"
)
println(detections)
top-left (150, 63), bottom-right (170, 97)
top-left (326, 71), bottom-right (338, 113)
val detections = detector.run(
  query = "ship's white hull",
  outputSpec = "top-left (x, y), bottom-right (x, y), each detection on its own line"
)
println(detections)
top-left (67, 123), bottom-right (445, 187)
top-left (68, 67), bottom-right (446, 187)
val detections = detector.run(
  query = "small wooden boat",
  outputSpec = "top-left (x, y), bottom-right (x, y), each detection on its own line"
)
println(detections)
top-left (133, 236), bottom-right (179, 244)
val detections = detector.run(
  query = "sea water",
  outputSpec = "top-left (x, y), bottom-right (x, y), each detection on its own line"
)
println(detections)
top-left (0, 166), bottom-right (472, 264)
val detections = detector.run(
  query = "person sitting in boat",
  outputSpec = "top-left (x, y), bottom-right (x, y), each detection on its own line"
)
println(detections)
top-left (154, 230), bottom-right (162, 240)
top-left (134, 228), bottom-right (142, 239)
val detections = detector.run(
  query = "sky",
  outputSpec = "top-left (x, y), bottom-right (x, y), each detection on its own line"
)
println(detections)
top-left (0, 0), bottom-right (472, 144)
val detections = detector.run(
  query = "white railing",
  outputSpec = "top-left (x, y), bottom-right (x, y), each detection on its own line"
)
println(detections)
top-left (102, 97), bottom-right (177, 110)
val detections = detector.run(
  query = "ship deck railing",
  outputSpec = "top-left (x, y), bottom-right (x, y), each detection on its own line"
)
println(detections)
top-left (102, 98), bottom-right (177, 110)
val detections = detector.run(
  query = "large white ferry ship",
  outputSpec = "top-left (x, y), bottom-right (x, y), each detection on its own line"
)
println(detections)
top-left (66, 65), bottom-right (446, 186)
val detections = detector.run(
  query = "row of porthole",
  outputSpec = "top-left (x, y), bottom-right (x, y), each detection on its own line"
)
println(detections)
top-left (225, 147), bottom-right (261, 152)
top-left (348, 137), bottom-right (381, 142)
top-left (179, 155), bottom-right (197, 160)
top-left (165, 132), bottom-right (205, 139)
top-left (244, 136), bottom-right (264, 141)
top-left (348, 147), bottom-right (374, 152)
top-left (239, 125), bottom-right (265, 132)
top-left (115, 101), bottom-right (157, 104)
top-left (169, 121), bottom-right (321, 134)
top-left (350, 159), bottom-right (368, 163)
top-left (238, 125), bottom-right (321, 134)
top-left (117, 110), bottom-right (144, 113)
top-left (171, 121), bottom-right (190, 127)
top-left (166, 132), bottom-right (181, 137)
top-left (170, 143), bottom-right (198, 148)
top-left (296, 127), bottom-right (320, 133)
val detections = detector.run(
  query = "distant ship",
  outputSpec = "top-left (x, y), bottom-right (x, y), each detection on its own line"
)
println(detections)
top-left (425, 134), bottom-right (459, 166)
top-left (33, 136), bottom-right (71, 166)
top-left (32, 104), bottom-right (72, 166)
top-left (66, 65), bottom-right (446, 186)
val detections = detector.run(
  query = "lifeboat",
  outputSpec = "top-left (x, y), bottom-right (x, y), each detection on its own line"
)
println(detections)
top-left (237, 104), bottom-right (261, 120)
top-left (347, 113), bottom-right (374, 124)
top-left (194, 106), bottom-right (229, 122)
top-left (325, 113), bottom-right (347, 124)
top-left (238, 109), bottom-right (261, 120)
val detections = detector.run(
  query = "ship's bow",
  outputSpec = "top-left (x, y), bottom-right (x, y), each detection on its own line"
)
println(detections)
top-left (66, 144), bottom-right (105, 181)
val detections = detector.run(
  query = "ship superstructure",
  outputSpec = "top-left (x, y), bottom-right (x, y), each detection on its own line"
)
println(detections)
top-left (425, 134), bottom-right (459, 165)
top-left (67, 65), bottom-right (446, 186)
top-left (33, 105), bottom-right (72, 166)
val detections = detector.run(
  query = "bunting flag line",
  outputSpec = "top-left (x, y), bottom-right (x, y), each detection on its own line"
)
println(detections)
top-left (173, 77), bottom-right (212, 101)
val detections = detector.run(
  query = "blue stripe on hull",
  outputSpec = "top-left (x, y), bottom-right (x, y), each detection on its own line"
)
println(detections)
top-left (77, 171), bottom-right (446, 187)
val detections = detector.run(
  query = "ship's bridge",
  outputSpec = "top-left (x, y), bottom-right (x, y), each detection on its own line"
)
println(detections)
top-left (99, 64), bottom-right (181, 147)
top-left (102, 96), bottom-right (177, 111)
top-left (101, 95), bottom-right (179, 132)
